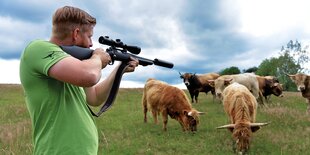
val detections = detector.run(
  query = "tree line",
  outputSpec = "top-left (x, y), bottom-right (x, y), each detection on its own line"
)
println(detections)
top-left (218, 40), bottom-right (309, 91)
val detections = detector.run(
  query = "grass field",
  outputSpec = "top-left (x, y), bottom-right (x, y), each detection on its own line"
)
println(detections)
top-left (1, 84), bottom-right (310, 155)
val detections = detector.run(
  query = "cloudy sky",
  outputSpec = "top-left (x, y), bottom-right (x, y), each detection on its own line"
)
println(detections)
top-left (1, 0), bottom-right (310, 88)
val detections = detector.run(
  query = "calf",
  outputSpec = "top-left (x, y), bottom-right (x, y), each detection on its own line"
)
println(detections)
top-left (142, 78), bottom-right (204, 132)
top-left (287, 73), bottom-right (310, 113)
top-left (217, 82), bottom-right (269, 154)
top-left (179, 72), bottom-right (220, 103)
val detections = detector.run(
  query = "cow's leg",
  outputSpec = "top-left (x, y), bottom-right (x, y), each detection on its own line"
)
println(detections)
top-left (151, 109), bottom-right (158, 124)
top-left (162, 110), bottom-right (168, 131)
top-left (190, 92), bottom-right (195, 103)
top-left (211, 89), bottom-right (217, 104)
top-left (258, 91), bottom-right (266, 107)
top-left (265, 95), bottom-right (272, 104)
top-left (307, 98), bottom-right (310, 114)
top-left (195, 91), bottom-right (199, 103)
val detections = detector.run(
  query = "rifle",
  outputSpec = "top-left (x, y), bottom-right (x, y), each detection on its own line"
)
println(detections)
top-left (60, 36), bottom-right (174, 117)
top-left (61, 36), bottom-right (174, 68)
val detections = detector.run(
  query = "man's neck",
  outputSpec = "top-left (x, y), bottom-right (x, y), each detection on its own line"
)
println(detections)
top-left (50, 37), bottom-right (74, 46)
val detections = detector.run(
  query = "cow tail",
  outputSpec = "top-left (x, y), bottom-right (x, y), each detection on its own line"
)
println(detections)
top-left (142, 85), bottom-right (148, 123)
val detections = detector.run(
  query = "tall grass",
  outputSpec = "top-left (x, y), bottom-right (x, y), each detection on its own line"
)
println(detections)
top-left (1, 84), bottom-right (310, 154)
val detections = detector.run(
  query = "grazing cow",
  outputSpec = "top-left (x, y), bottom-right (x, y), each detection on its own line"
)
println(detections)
top-left (208, 73), bottom-right (260, 100)
top-left (179, 72), bottom-right (220, 103)
top-left (287, 73), bottom-right (310, 113)
top-left (256, 75), bottom-right (284, 104)
top-left (142, 78), bottom-right (204, 132)
top-left (217, 82), bottom-right (269, 154)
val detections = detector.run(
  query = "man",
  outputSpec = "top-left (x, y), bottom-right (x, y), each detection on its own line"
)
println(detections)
top-left (19, 6), bottom-right (138, 154)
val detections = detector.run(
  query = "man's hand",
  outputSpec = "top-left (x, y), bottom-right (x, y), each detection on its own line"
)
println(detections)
top-left (125, 57), bottom-right (139, 73)
top-left (92, 48), bottom-right (111, 69)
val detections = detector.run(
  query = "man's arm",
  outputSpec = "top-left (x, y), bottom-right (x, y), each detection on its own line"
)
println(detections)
top-left (84, 58), bottom-right (139, 107)
top-left (48, 48), bottom-right (109, 87)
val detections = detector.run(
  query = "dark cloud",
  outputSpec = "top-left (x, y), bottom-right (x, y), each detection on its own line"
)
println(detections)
top-left (0, 1), bottom-right (55, 23)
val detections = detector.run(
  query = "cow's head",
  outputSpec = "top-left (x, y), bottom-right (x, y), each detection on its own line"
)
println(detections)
top-left (179, 72), bottom-right (196, 86)
top-left (265, 77), bottom-right (284, 97)
top-left (287, 73), bottom-right (309, 92)
top-left (271, 83), bottom-right (284, 97)
top-left (217, 122), bottom-right (269, 154)
top-left (180, 109), bottom-right (204, 132)
top-left (211, 78), bottom-right (233, 99)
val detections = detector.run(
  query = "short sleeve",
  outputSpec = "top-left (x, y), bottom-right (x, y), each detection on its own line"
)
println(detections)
top-left (22, 40), bottom-right (69, 76)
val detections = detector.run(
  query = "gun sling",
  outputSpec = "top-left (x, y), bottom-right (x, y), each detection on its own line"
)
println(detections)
top-left (87, 62), bottom-right (128, 117)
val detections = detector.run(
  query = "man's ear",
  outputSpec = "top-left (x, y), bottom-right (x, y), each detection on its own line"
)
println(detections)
top-left (72, 28), bottom-right (80, 42)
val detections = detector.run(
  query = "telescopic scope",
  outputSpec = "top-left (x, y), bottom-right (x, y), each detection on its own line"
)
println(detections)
top-left (98, 36), bottom-right (141, 55)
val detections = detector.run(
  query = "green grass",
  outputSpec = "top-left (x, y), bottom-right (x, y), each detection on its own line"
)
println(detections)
top-left (1, 84), bottom-right (310, 154)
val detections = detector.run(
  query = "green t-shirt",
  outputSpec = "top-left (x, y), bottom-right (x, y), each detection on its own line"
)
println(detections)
top-left (20, 40), bottom-right (98, 155)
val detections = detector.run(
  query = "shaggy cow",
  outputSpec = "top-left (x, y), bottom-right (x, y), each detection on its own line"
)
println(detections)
top-left (208, 73), bottom-right (260, 100)
top-left (179, 72), bottom-right (220, 103)
top-left (287, 73), bottom-right (310, 113)
top-left (217, 82), bottom-right (269, 154)
top-left (256, 75), bottom-right (284, 104)
top-left (142, 78), bottom-right (204, 132)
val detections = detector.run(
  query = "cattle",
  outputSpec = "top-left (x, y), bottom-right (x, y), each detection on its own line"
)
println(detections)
top-left (217, 82), bottom-right (269, 154)
top-left (142, 78), bottom-right (204, 132)
top-left (179, 72), bottom-right (220, 103)
top-left (256, 75), bottom-right (284, 104)
top-left (208, 73), bottom-right (260, 100)
top-left (287, 73), bottom-right (310, 113)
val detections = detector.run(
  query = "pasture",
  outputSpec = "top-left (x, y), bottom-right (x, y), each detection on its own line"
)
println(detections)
top-left (1, 84), bottom-right (310, 154)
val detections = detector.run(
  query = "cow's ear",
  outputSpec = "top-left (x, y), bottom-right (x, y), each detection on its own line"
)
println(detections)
top-left (251, 126), bottom-right (261, 133)
top-left (224, 79), bottom-right (233, 85)
top-left (288, 75), bottom-right (296, 80)
top-left (180, 75), bottom-right (184, 79)
top-left (208, 80), bottom-right (215, 87)
top-left (271, 83), bottom-right (278, 88)
top-left (183, 110), bottom-right (189, 116)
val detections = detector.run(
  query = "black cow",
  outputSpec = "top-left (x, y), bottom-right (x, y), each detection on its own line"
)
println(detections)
top-left (179, 72), bottom-right (220, 103)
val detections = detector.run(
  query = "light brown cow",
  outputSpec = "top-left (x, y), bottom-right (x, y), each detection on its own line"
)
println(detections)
top-left (208, 73), bottom-right (260, 100)
top-left (287, 73), bottom-right (310, 113)
top-left (256, 75), bottom-right (284, 104)
top-left (217, 82), bottom-right (269, 154)
top-left (179, 72), bottom-right (220, 103)
top-left (142, 78), bottom-right (204, 132)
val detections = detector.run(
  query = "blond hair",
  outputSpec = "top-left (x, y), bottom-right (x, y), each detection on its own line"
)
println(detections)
top-left (52, 6), bottom-right (96, 40)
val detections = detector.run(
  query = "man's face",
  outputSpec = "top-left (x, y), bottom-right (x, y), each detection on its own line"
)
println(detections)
top-left (75, 26), bottom-right (94, 48)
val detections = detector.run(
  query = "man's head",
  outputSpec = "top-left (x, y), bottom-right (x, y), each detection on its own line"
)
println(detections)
top-left (52, 6), bottom-right (96, 48)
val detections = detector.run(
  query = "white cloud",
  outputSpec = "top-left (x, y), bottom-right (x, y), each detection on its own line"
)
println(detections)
top-left (0, 16), bottom-right (49, 57)
top-left (235, 0), bottom-right (310, 37)
top-left (0, 59), bottom-right (20, 84)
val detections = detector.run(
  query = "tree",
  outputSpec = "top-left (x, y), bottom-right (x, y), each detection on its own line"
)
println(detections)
top-left (219, 66), bottom-right (240, 75)
top-left (243, 66), bottom-right (258, 73)
top-left (256, 40), bottom-right (306, 91)
top-left (281, 40), bottom-right (309, 73)
top-left (255, 57), bottom-right (279, 76)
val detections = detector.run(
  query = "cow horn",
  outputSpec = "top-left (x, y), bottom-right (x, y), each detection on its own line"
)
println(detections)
top-left (198, 111), bottom-right (206, 115)
top-left (249, 122), bottom-right (270, 127)
top-left (179, 72), bottom-right (182, 76)
top-left (216, 124), bottom-right (235, 129)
